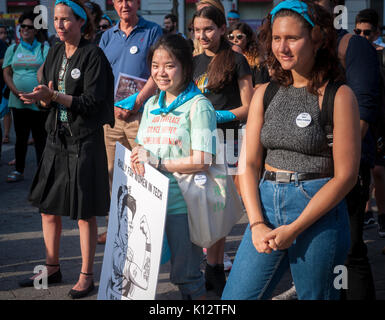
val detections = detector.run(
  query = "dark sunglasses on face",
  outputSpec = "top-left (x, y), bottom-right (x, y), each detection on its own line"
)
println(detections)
top-left (228, 33), bottom-right (245, 41)
top-left (99, 24), bottom-right (110, 30)
top-left (20, 24), bottom-right (35, 30)
top-left (354, 28), bottom-right (372, 36)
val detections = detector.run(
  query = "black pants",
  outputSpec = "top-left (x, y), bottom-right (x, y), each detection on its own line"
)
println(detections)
top-left (342, 162), bottom-right (376, 300)
top-left (11, 108), bottom-right (48, 173)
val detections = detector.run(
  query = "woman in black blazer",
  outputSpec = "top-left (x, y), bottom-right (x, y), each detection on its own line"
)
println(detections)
top-left (18, 0), bottom-right (114, 299)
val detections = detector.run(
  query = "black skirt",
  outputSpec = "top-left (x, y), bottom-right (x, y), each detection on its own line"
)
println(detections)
top-left (29, 124), bottom-right (110, 220)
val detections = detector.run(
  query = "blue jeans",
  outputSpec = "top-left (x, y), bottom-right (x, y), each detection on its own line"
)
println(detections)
top-left (222, 175), bottom-right (351, 300)
top-left (165, 213), bottom-right (205, 299)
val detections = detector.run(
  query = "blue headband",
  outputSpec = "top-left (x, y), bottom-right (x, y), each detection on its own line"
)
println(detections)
top-left (227, 12), bottom-right (240, 19)
top-left (102, 14), bottom-right (113, 26)
top-left (55, 0), bottom-right (88, 23)
top-left (270, 0), bottom-right (314, 27)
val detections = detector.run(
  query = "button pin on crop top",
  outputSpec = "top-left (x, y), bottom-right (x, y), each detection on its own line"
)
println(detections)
top-left (296, 112), bottom-right (312, 128)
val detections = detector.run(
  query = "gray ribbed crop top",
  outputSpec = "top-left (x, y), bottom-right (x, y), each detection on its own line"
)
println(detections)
top-left (260, 85), bottom-right (333, 175)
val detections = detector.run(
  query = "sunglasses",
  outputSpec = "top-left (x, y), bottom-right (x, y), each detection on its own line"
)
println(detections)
top-left (20, 24), bottom-right (35, 30)
top-left (99, 24), bottom-right (110, 30)
top-left (228, 33), bottom-right (246, 41)
top-left (354, 28), bottom-right (372, 36)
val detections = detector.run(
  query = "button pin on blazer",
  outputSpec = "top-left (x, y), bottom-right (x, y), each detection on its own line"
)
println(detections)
top-left (71, 68), bottom-right (81, 79)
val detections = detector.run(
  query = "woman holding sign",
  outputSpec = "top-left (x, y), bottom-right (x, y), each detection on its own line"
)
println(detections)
top-left (18, 0), bottom-right (114, 299)
top-left (131, 34), bottom-right (217, 300)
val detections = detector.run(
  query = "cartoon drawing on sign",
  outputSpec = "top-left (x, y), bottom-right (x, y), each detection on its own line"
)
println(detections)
top-left (106, 185), bottom-right (151, 300)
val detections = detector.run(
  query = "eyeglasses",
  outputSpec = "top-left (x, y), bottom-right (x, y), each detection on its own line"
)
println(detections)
top-left (20, 24), bottom-right (35, 30)
top-left (227, 33), bottom-right (246, 41)
top-left (99, 24), bottom-right (110, 30)
top-left (354, 28), bottom-right (372, 36)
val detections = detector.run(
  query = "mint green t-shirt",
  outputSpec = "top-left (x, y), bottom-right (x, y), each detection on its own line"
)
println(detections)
top-left (136, 94), bottom-right (217, 215)
top-left (2, 43), bottom-right (49, 111)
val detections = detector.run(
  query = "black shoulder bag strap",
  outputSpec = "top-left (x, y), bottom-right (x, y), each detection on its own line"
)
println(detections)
top-left (320, 81), bottom-right (344, 148)
top-left (263, 81), bottom-right (280, 112)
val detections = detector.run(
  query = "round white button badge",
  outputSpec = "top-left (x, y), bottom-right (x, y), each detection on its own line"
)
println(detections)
top-left (296, 113), bottom-right (312, 128)
top-left (130, 46), bottom-right (138, 54)
top-left (17, 53), bottom-right (23, 59)
top-left (194, 174), bottom-right (207, 186)
top-left (71, 68), bottom-right (81, 79)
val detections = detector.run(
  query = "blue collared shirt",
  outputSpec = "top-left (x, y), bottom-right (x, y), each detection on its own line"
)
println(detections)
top-left (99, 16), bottom-right (162, 88)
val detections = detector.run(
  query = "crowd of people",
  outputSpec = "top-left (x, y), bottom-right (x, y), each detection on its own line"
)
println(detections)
top-left (0, 0), bottom-right (384, 300)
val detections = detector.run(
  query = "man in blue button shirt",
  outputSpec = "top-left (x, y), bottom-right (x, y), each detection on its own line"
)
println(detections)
top-left (98, 0), bottom-right (162, 244)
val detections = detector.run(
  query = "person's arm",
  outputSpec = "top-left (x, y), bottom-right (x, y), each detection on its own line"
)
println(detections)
top-left (238, 83), bottom-right (276, 254)
top-left (263, 85), bottom-right (361, 250)
top-left (20, 49), bottom-right (112, 114)
top-left (344, 35), bottom-right (379, 139)
top-left (37, 62), bottom-right (44, 84)
top-left (114, 76), bottom-right (158, 121)
top-left (3, 66), bottom-right (19, 96)
top-left (131, 146), bottom-right (212, 176)
top-left (228, 74), bottom-right (253, 122)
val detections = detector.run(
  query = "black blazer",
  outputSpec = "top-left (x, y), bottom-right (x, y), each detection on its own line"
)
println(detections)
top-left (42, 37), bottom-right (114, 140)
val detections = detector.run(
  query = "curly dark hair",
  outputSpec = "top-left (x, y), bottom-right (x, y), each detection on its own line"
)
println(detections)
top-left (227, 22), bottom-right (263, 68)
top-left (258, 0), bottom-right (344, 95)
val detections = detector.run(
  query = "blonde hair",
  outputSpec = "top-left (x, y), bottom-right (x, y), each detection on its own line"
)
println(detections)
top-left (196, 0), bottom-right (225, 15)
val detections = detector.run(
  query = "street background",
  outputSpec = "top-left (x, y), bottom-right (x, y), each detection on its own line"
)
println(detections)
top-left (0, 122), bottom-right (384, 300)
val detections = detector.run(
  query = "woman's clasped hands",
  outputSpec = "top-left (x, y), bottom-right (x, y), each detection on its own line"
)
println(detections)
top-left (252, 223), bottom-right (298, 253)
top-left (19, 81), bottom-right (55, 107)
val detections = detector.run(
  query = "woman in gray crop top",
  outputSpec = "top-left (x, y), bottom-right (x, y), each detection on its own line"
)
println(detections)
top-left (222, 0), bottom-right (361, 300)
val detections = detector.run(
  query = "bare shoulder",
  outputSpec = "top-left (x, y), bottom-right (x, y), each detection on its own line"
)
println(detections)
top-left (335, 84), bottom-right (357, 103)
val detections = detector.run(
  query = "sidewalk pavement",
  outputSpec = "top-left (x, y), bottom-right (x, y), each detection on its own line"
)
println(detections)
top-left (0, 124), bottom-right (384, 300)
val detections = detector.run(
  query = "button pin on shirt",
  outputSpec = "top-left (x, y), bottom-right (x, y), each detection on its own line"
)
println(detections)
top-left (296, 113), bottom-right (312, 128)
top-left (130, 46), bottom-right (138, 54)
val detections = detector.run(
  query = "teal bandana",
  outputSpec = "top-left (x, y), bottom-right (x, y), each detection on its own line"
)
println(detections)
top-left (151, 82), bottom-right (202, 116)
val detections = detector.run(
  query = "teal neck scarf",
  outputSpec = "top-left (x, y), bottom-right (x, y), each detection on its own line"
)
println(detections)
top-left (20, 39), bottom-right (39, 52)
top-left (151, 82), bottom-right (201, 116)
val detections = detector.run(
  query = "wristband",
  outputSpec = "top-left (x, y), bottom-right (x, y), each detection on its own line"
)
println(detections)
top-left (51, 90), bottom-right (59, 102)
top-left (249, 221), bottom-right (266, 230)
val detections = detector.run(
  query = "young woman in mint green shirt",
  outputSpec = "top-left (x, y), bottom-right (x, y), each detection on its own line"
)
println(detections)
top-left (131, 34), bottom-right (217, 300)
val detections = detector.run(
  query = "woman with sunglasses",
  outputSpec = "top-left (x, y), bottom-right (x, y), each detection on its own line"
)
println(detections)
top-left (227, 22), bottom-right (270, 90)
top-left (192, 5), bottom-right (253, 297)
top-left (18, 0), bottom-right (114, 299)
top-left (2, 10), bottom-right (49, 182)
top-left (99, 14), bottom-right (113, 32)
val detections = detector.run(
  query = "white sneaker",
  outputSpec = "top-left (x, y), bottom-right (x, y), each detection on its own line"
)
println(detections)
top-left (272, 284), bottom-right (298, 300)
top-left (223, 253), bottom-right (232, 271)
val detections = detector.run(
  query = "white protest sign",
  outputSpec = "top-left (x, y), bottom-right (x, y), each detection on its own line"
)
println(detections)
top-left (98, 142), bottom-right (169, 300)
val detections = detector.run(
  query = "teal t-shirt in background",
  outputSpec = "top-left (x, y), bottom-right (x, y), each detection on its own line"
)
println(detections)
top-left (2, 42), bottom-right (49, 111)
top-left (136, 94), bottom-right (217, 215)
